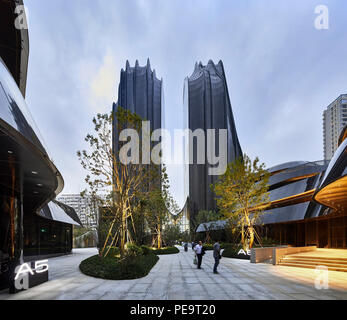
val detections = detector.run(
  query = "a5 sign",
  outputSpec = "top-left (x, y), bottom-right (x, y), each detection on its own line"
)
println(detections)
top-left (10, 260), bottom-right (49, 293)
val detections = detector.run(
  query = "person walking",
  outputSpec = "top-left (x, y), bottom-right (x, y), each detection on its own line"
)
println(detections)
top-left (194, 241), bottom-right (204, 269)
top-left (213, 240), bottom-right (221, 274)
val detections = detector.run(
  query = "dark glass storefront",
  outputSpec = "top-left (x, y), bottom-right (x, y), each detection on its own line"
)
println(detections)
top-left (0, 194), bottom-right (21, 290)
top-left (23, 212), bottom-right (72, 259)
top-left (262, 215), bottom-right (347, 249)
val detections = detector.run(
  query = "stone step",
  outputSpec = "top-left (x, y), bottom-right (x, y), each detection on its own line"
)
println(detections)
top-left (281, 258), bottom-right (347, 268)
top-left (282, 257), bottom-right (347, 265)
top-left (287, 255), bottom-right (347, 263)
top-left (279, 262), bottom-right (347, 272)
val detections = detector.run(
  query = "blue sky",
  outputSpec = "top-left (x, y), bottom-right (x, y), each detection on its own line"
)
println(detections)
top-left (24, 0), bottom-right (347, 207)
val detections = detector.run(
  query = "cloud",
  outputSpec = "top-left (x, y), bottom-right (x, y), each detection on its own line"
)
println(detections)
top-left (82, 51), bottom-right (119, 114)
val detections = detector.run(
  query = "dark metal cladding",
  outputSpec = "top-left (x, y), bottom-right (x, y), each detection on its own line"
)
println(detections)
top-left (39, 200), bottom-right (83, 227)
top-left (0, 0), bottom-right (29, 97)
top-left (113, 59), bottom-right (163, 155)
top-left (186, 60), bottom-right (243, 223)
top-left (313, 133), bottom-right (347, 213)
top-left (114, 59), bottom-right (162, 127)
top-left (317, 137), bottom-right (347, 191)
top-left (260, 161), bottom-right (330, 225)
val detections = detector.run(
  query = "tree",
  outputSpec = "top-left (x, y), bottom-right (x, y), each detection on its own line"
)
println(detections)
top-left (194, 210), bottom-right (222, 243)
top-left (142, 167), bottom-right (178, 249)
top-left (77, 107), bottom-right (156, 258)
top-left (163, 224), bottom-right (181, 247)
top-left (212, 154), bottom-right (270, 250)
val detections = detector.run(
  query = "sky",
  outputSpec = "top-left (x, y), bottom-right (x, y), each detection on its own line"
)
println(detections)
top-left (23, 0), bottom-right (347, 208)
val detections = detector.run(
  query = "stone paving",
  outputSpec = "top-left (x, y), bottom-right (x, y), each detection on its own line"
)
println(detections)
top-left (0, 247), bottom-right (347, 300)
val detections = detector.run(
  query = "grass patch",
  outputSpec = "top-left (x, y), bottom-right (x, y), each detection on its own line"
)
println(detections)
top-left (79, 253), bottom-right (159, 280)
top-left (151, 246), bottom-right (179, 255)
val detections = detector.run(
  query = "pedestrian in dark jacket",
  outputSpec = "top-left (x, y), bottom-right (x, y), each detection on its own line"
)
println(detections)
top-left (213, 241), bottom-right (221, 274)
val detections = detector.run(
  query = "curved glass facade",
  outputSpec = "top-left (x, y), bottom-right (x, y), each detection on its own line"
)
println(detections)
top-left (0, 58), bottom-right (48, 156)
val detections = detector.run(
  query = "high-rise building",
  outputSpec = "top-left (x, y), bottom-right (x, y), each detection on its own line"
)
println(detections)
top-left (112, 59), bottom-right (164, 197)
top-left (184, 60), bottom-right (243, 224)
top-left (57, 194), bottom-right (98, 229)
top-left (323, 94), bottom-right (347, 160)
top-left (113, 59), bottom-right (163, 153)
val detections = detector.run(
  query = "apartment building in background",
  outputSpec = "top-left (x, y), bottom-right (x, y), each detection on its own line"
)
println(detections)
top-left (57, 194), bottom-right (98, 229)
top-left (323, 94), bottom-right (347, 160)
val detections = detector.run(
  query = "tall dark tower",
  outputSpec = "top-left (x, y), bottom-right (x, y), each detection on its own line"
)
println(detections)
top-left (112, 59), bottom-right (163, 186)
top-left (113, 59), bottom-right (162, 139)
top-left (185, 60), bottom-right (242, 224)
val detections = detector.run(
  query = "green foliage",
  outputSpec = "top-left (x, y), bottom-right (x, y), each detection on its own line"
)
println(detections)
top-left (104, 246), bottom-right (120, 257)
top-left (212, 154), bottom-right (270, 250)
top-left (151, 247), bottom-right (179, 255)
top-left (195, 210), bottom-right (222, 226)
top-left (163, 225), bottom-right (181, 247)
top-left (220, 242), bottom-right (234, 249)
top-left (180, 230), bottom-right (191, 243)
top-left (125, 243), bottom-right (143, 257)
top-left (79, 254), bottom-right (159, 280)
top-left (140, 245), bottom-right (152, 255)
top-left (73, 226), bottom-right (92, 238)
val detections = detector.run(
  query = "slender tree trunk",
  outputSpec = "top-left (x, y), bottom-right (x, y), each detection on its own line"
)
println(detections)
top-left (100, 217), bottom-right (116, 257)
top-left (120, 206), bottom-right (127, 257)
top-left (245, 214), bottom-right (253, 249)
top-left (249, 226), bottom-right (254, 249)
top-left (241, 224), bottom-right (245, 250)
top-left (157, 223), bottom-right (162, 249)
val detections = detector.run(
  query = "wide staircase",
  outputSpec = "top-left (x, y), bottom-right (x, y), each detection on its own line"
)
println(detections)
top-left (278, 249), bottom-right (347, 272)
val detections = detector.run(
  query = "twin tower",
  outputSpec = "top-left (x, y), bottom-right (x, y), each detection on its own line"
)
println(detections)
top-left (112, 59), bottom-right (242, 225)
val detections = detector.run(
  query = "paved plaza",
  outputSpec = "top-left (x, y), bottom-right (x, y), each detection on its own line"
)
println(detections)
top-left (1, 247), bottom-right (347, 300)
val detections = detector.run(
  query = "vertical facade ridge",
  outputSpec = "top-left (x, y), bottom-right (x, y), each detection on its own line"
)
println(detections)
top-left (186, 59), bottom-right (243, 226)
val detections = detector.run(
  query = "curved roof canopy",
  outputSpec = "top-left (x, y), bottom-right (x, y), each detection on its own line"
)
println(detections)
top-left (0, 53), bottom-right (64, 214)
top-left (313, 137), bottom-right (347, 213)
